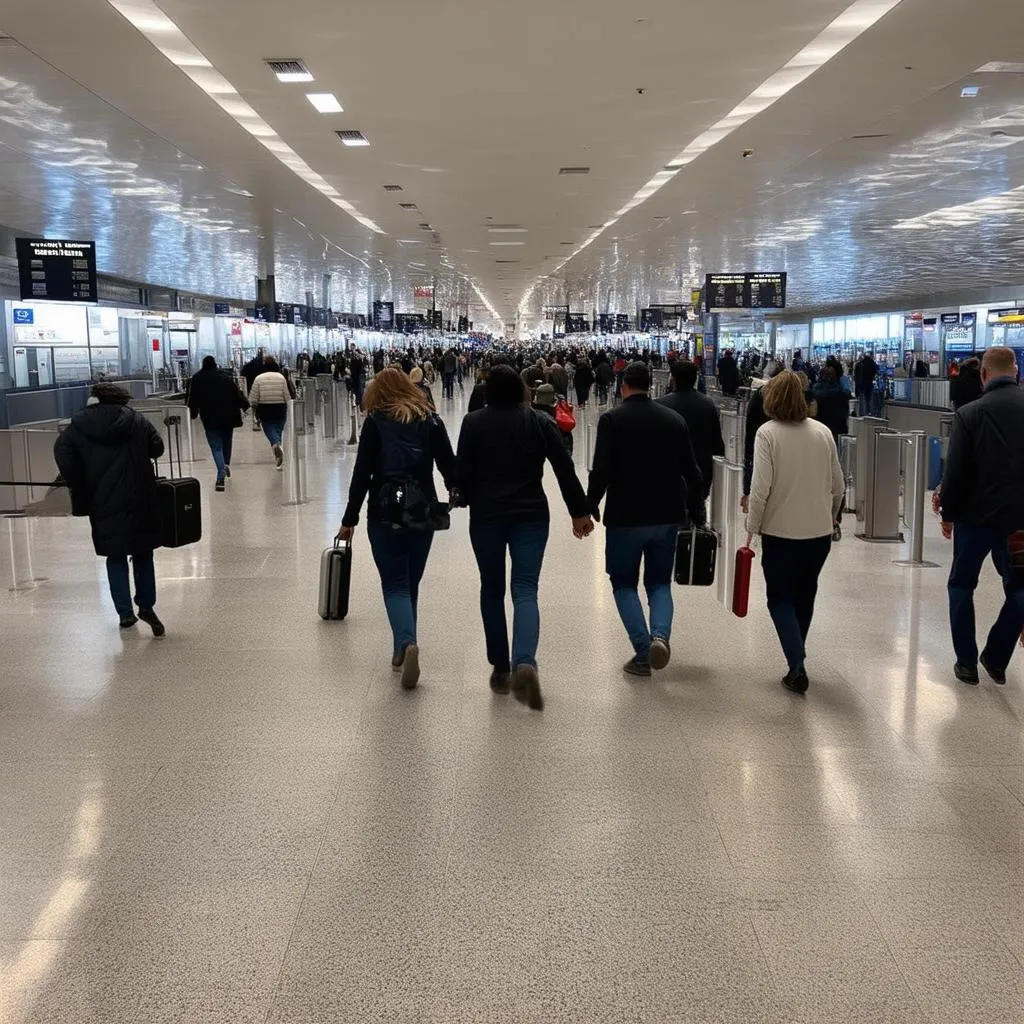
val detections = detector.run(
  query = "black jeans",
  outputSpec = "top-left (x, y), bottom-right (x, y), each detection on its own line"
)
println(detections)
top-left (760, 534), bottom-right (832, 673)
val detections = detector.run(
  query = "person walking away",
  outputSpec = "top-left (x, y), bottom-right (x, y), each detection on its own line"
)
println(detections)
top-left (811, 366), bottom-right (849, 446)
top-left (533, 383), bottom-right (573, 456)
top-left (937, 346), bottom-right (1024, 685)
top-left (595, 358), bottom-right (614, 405)
top-left (588, 362), bottom-right (706, 677)
top-left (456, 366), bottom-right (593, 710)
top-left (717, 349), bottom-right (740, 396)
top-left (468, 365), bottom-right (490, 413)
top-left (248, 356), bottom-right (295, 469)
top-left (950, 356), bottom-right (983, 411)
top-left (441, 349), bottom-right (458, 400)
top-left (658, 360), bottom-right (724, 499)
top-left (241, 348), bottom-right (265, 430)
top-left (854, 351), bottom-right (879, 417)
top-left (548, 363), bottom-right (569, 398)
top-left (521, 358), bottom-right (547, 393)
top-left (574, 358), bottom-right (594, 408)
top-left (745, 371), bottom-right (844, 694)
top-left (349, 349), bottom-right (367, 407)
top-left (338, 368), bottom-right (455, 689)
top-left (409, 365), bottom-right (436, 411)
top-left (54, 383), bottom-right (167, 634)
top-left (914, 357), bottom-right (930, 378)
top-left (187, 356), bottom-right (249, 492)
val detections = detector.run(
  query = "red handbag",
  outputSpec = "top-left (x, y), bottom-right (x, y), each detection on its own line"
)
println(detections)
top-left (732, 546), bottom-right (755, 617)
top-left (554, 399), bottom-right (576, 432)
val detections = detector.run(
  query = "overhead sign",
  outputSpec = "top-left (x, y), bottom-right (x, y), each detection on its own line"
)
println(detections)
top-left (413, 285), bottom-right (434, 299)
top-left (213, 302), bottom-right (231, 315)
top-left (704, 272), bottom-right (786, 311)
top-left (12, 307), bottom-right (34, 325)
top-left (940, 312), bottom-right (961, 326)
top-left (16, 238), bottom-right (98, 302)
top-left (373, 300), bottom-right (394, 330)
top-left (457, 315), bottom-right (470, 334)
top-left (640, 308), bottom-right (664, 332)
top-left (988, 307), bottom-right (1024, 325)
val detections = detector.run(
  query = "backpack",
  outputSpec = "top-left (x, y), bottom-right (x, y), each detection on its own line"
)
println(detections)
top-left (373, 414), bottom-right (450, 531)
top-left (554, 398), bottom-right (576, 433)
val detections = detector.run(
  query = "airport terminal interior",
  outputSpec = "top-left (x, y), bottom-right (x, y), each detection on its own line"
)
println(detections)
top-left (0, 1), bottom-right (1022, 1022)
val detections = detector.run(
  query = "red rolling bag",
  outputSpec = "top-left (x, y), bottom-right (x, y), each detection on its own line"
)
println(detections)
top-left (732, 546), bottom-right (755, 617)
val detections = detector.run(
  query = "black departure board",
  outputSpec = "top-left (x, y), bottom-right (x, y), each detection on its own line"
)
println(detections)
top-left (373, 300), bottom-right (395, 330)
top-left (640, 308), bottom-right (665, 332)
top-left (16, 238), bottom-right (98, 302)
top-left (704, 272), bottom-right (787, 311)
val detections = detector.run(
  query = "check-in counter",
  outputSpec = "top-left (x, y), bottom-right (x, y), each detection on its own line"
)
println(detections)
top-left (0, 426), bottom-right (67, 514)
top-left (0, 380), bottom-right (152, 428)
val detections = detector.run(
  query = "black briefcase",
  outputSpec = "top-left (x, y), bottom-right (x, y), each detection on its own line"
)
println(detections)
top-left (674, 526), bottom-right (718, 586)
top-left (154, 415), bottom-right (202, 548)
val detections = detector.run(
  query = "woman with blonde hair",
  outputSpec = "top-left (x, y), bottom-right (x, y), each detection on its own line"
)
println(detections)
top-left (746, 370), bottom-right (844, 695)
top-left (339, 367), bottom-right (455, 689)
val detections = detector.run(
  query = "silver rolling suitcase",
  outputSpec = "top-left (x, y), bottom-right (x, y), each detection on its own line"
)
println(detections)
top-left (318, 538), bottom-right (351, 620)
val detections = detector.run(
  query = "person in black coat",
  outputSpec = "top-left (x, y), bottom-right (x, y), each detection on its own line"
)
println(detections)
top-left (950, 357), bottom-right (983, 410)
top-left (717, 350), bottom-right (740, 396)
top-left (588, 363), bottom-right (706, 677)
top-left (188, 356), bottom-right (249, 491)
top-left (574, 359), bottom-right (595, 408)
top-left (53, 383), bottom-right (167, 633)
top-left (658, 360), bottom-right (725, 498)
top-left (811, 367), bottom-right (849, 445)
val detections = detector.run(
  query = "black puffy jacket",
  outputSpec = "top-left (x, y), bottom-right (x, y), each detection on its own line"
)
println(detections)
top-left (188, 366), bottom-right (248, 432)
top-left (54, 403), bottom-right (165, 556)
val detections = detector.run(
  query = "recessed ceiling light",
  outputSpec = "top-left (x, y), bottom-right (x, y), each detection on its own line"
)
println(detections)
top-left (961, 85), bottom-right (981, 97)
top-left (223, 185), bottom-right (255, 198)
top-left (265, 59), bottom-right (314, 83)
top-left (306, 92), bottom-right (343, 113)
top-left (488, 227), bottom-right (528, 233)
top-left (489, 241), bottom-right (525, 246)
top-left (336, 130), bottom-right (370, 147)
top-left (975, 61), bottom-right (1024, 73)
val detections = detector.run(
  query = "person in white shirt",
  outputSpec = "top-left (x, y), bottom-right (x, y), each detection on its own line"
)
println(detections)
top-left (745, 370), bottom-right (845, 694)
top-left (248, 356), bottom-right (296, 469)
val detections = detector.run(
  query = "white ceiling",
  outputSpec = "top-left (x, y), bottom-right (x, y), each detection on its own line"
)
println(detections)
top-left (0, 0), bottom-right (1023, 332)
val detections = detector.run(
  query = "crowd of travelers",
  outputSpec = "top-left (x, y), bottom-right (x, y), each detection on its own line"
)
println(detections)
top-left (52, 336), bottom-right (1024, 706)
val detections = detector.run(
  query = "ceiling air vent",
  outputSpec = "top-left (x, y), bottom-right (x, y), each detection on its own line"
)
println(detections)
top-left (264, 59), bottom-right (313, 82)
top-left (559, 166), bottom-right (590, 175)
top-left (851, 134), bottom-right (891, 140)
top-left (382, 184), bottom-right (404, 192)
top-left (495, 259), bottom-right (521, 264)
top-left (335, 130), bottom-right (370, 147)
top-left (398, 202), bottom-right (418, 210)
top-left (418, 222), bottom-right (433, 230)
top-left (559, 241), bottom-right (574, 245)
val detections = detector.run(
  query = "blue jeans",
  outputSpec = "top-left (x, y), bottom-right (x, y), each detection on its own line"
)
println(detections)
top-left (205, 427), bottom-right (234, 482)
top-left (761, 534), bottom-right (832, 673)
top-left (469, 519), bottom-right (549, 672)
top-left (260, 416), bottom-right (285, 447)
top-left (442, 373), bottom-right (454, 399)
top-left (106, 551), bottom-right (156, 618)
top-left (605, 525), bottom-right (677, 662)
top-left (367, 521), bottom-right (435, 656)
top-left (857, 393), bottom-right (872, 417)
top-left (948, 522), bottom-right (1024, 670)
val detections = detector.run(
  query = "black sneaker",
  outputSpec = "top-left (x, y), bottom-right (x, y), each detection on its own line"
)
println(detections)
top-left (137, 608), bottom-right (165, 637)
top-left (781, 669), bottom-right (809, 694)
top-left (223, 465), bottom-right (231, 478)
top-left (119, 614), bottom-right (138, 629)
top-left (400, 643), bottom-right (420, 690)
top-left (623, 657), bottom-right (652, 678)
top-left (489, 669), bottom-right (511, 694)
top-left (954, 662), bottom-right (980, 685)
top-left (215, 481), bottom-right (225, 492)
top-left (649, 638), bottom-right (671, 671)
top-left (979, 651), bottom-right (1006, 685)
top-left (511, 665), bottom-right (544, 710)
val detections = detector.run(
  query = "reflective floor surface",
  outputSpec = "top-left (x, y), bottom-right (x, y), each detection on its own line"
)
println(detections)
top-left (0, 392), bottom-right (1021, 1023)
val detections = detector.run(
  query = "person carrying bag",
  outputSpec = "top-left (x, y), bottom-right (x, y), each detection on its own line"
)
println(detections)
top-left (338, 368), bottom-right (455, 690)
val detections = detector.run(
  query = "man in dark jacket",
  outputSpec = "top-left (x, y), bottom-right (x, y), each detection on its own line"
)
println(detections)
top-left (811, 367), bottom-right (849, 445)
top-left (588, 362), bottom-right (705, 678)
top-left (939, 347), bottom-right (1024, 685)
top-left (658, 361), bottom-right (724, 498)
top-left (854, 352), bottom-right (879, 417)
top-left (188, 356), bottom-right (248, 491)
top-left (54, 383), bottom-right (166, 634)
top-left (717, 350), bottom-right (740, 396)
top-left (595, 358), bottom-right (614, 405)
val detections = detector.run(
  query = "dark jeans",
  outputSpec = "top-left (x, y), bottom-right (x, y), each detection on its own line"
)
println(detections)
top-left (761, 534), bottom-right (832, 673)
top-left (260, 415), bottom-right (285, 447)
top-left (469, 519), bottom-right (549, 672)
top-left (605, 524), bottom-right (677, 662)
top-left (442, 373), bottom-right (455, 399)
top-left (204, 427), bottom-right (234, 482)
top-left (106, 551), bottom-right (156, 618)
top-left (367, 521), bottom-right (435, 656)
top-left (948, 522), bottom-right (1024, 670)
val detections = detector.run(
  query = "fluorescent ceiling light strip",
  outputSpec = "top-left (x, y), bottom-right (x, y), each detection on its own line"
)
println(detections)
top-left (524, 0), bottom-right (903, 307)
top-left (105, 0), bottom-right (382, 234)
top-left (893, 184), bottom-right (1024, 230)
top-left (306, 92), bottom-right (343, 114)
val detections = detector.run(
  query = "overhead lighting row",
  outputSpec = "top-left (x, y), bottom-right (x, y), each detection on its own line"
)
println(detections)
top-left (106, 0), bottom-right (382, 233)
top-left (522, 0), bottom-right (905, 311)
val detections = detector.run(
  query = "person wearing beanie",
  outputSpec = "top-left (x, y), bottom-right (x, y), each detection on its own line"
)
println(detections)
top-left (534, 383), bottom-right (572, 456)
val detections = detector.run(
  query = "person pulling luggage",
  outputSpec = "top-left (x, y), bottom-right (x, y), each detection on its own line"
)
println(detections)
top-left (53, 383), bottom-right (167, 634)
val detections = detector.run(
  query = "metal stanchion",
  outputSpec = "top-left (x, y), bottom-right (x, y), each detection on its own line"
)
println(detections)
top-left (894, 430), bottom-right (939, 568)
top-left (321, 382), bottom-right (337, 439)
top-left (282, 399), bottom-right (308, 506)
top-left (710, 457), bottom-right (742, 609)
top-left (347, 388), bottom-right (360, 445)
top-left (4, 516), bottom-right (47, 591)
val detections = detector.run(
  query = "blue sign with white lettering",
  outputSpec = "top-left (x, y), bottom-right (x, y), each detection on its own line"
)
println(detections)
top-left (13, 307), bottom-right (34, 324)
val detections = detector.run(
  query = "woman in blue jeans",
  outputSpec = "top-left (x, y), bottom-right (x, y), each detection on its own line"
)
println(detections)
top-left (338, 368), bottom-right (455, 690)
top-left (456, 366), bottom-right (594, 711)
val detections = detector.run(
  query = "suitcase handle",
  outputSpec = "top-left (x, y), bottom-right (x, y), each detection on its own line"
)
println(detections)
top-left (333, 536), bottom-right (352, 551)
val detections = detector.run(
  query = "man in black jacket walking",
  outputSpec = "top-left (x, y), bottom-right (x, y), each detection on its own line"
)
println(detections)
top-left (717, 350), bottom-right (740, 396)
top-left (939, 347), bottom-right (1024, 685)
top-left (658, 361), bottom-right (724, 498)
top-left (188, 356), bottom-right (248, 491)
top-left (588, 362), bottom-right (706, 678)
top-left (54, 383), bottom-right (167, 634)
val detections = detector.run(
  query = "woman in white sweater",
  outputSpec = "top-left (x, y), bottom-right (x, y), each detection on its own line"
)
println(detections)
top-left (248, 356), bottom-right (296, 469)
top-left (746, 370), bottom-right (845, 694)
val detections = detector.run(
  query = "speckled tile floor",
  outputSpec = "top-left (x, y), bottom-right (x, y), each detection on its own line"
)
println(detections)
top-left (0, 392), bottom-right (1021, 1024)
